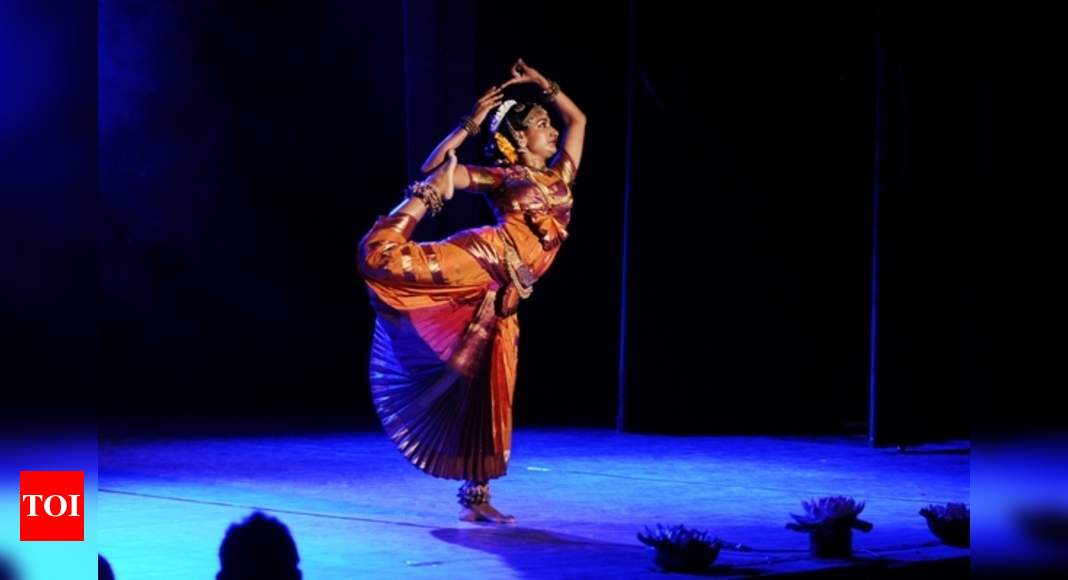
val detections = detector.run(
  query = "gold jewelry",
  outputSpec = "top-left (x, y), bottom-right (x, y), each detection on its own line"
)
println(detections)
top-left (459, 115), bottom-right (480, 136)
top-left (458, 481), bottom-right (490, 507)
top-left (541, 80), bottom-right (561, 100)
top-left (405, 181), bottom-right (444, 216)
top-left (500, 230), bottom-right (535, 297)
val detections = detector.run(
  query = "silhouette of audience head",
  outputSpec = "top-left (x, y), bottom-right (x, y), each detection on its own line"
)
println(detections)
top-left (99, 555), bottom-right (115, 580)
top-left (0, 557), bottom-right (19, 580)
top-left (217, 511), bottom-right (301, 580)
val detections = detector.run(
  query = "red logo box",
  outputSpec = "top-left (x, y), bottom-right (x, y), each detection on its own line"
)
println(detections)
top-left (20, 471), bottom-right (84, 541)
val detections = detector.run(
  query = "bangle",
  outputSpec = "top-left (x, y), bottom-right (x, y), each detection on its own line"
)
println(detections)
top-left (541, 80), bottom-right (561, 101)
top-left (459, 115), bottom-right (480, 136)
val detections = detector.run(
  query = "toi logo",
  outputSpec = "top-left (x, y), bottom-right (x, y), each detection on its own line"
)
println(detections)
top-left (20, 471), bottom-right (84, 541)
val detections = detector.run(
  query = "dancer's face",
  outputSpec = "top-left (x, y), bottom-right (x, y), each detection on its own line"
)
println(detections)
top-left (518, 108), bottom-right (558, 160)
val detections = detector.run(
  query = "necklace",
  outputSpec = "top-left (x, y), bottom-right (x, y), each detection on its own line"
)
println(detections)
top-left (520, 166), bottom-right (558, 207)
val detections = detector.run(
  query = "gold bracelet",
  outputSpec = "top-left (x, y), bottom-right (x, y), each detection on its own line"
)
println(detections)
top-left (459, 115), bottom-right (480, 136)
top-left (541, 80), bottom-right (561, 101)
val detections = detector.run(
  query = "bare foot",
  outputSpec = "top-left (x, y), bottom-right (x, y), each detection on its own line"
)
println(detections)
top-left (458, 502), bottom-right (517, 525)
top-left (424, 149), bottom-right (457, 201)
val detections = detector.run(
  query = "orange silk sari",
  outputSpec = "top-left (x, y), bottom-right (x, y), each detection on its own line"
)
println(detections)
top-left (357, 153), bottom-right (576, 481)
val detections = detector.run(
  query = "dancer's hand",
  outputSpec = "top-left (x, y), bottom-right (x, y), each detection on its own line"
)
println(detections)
top-left (469, 85), bottom-right (505, 126)
top-left (500, 58), bottom-right (550, 91)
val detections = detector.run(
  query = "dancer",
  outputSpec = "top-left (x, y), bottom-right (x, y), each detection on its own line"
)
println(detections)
top-left (357, 58), bottom-right (585, 523)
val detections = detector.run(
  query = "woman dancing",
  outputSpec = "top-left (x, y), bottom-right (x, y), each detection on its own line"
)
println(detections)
top-left (357, 58), bottom-right (586, 524)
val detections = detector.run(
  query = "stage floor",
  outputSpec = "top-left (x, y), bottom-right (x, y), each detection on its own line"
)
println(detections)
top-left (99, 428), bottom-right (969, 578)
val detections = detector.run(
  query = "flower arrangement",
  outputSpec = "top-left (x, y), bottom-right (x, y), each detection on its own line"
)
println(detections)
top-left (786, 496), bottom-right (873, 558)
top-left (919, 502), bottom-right (969, 548)
top-left (637, 524), bottom-right (723, 571)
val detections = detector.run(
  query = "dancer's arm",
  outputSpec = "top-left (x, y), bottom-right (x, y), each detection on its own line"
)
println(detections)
top-left (502, 58), bottom-right (586, 171)
top-left (419, 85), bottom-right (504, 190)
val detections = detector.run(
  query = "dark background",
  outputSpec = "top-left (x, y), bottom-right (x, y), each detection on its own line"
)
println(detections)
top-left (3, 2), bottom-right (990, 444)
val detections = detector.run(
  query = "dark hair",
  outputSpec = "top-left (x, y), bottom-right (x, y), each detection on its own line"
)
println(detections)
top-left (482, 100), bottom-right (544, 166)
top-left (0, 558), bottom-right (19, 580)
top-left (99, 555), bottom-right (115, 580)
top-left (217, 511), bottom-right (301, 580)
